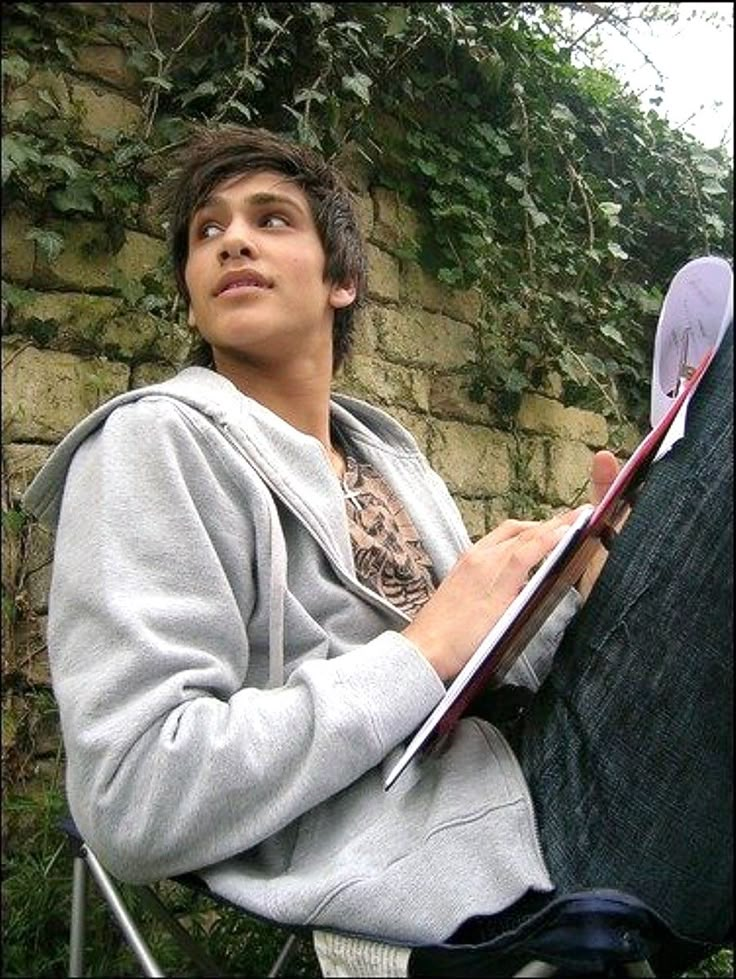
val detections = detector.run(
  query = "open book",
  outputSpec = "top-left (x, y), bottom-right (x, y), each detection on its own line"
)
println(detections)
top-left (386, 257), bottom-right (732, 790)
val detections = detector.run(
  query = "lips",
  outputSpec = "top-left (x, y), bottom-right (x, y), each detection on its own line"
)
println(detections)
top-left (215, 269), bottom-right (271, 296)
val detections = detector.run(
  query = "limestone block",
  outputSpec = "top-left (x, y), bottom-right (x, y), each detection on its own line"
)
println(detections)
top-left (539, 371), bottom-right (564, 399)
top-left (400, 262), bottom-right (444, 313)
top-left (385, 407), bottom-right (430, 456)
top-left (34, 223), bottom-right (166, 292)
top-left (430, 420), bottom-right (511, 497)
top-left (401, 262), bottom-right (482, 325)
top-left (11, 615), bottom-right (50, 687)
top-left (67, 78), bottom-right (143, 149)
top-left (365, 243), bottom-right (400, 302)
top-left (354, 192), bottom-right (374, 238)
top-left (2, 445), bottom-right (53, 503)
top-left (340, 355), bottom-right (430, 412)
top-left (486, 496), bottom-right (511, 528)
top-left (4, 70), bottom-right (71, 125)
top-left (5, 71), bottom-right (142, 150)
top-left (115, 230), bottom-right (168, 282)
top-left (137, 197), bottom-right (168, 239)
top-left (148, 317), bottom-right (193, 366)
top-left (443, 286), bottom-right (483, 327)
top-left (547, 440), bottom-right (594, 506)
top-left (375, 308), bottom-right (475, 370)
top-left (25, 522), bottom-right (54, 614)
top-left (334, 142), bottom-right (374, 193)
top-left (2, 342), bottom-right (129, 443)
top-left (511, 434), bottom-right (548, 498)
top-left (609, 420), bottom-right (643, 456)
top-left (454, 497), bottom-right (486, 542)
top-left (11, 290), bottom-right (165, 361)
top-left (370, 188), bottom-right (420, 254)
top-left (75, 44), bottom-right (139, 92)
top-left (2, 209), bottom-right (35, 284)
top-left (350, 304), bottom-right (378, 356)
top-left (130, 362), bottom-right (177, 389)
top-left (429, 372), bottom-right (492, 424)
top-left (517, 393), bottom-right (608, 447)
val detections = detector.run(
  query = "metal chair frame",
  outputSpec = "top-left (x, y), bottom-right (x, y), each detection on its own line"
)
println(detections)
top-left (65, 823), bottom-right (724, 979)
top-left (67, 834), bottom-right (298, 978)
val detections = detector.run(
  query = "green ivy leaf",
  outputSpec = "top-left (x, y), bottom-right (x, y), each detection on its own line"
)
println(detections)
top-left (417, 158), bottom-right (438, 177)
top-left (142, 75), bottom-right (174, 91)
top-left (701, 179), bottom-right (726, 196)
top-left (44, 153), bottom-right (82, 180)
top-left (1, 509), bottom-right (27, 535)
top-left (692, 153), bottom-right (723, 177)
top-left (385, 6), bottom-right (408, 36)
top-left (505, 173), bottom-right (525, 191)
top-left (50, 179), bottom-right (96, 214)
top-left (25, 228), bottom-right (65, 263)
top-left (1, 54), bottom-right (30, 82)
top-left (2, 280), bottom-right (37, 311)
top-left (341, 72), bottom-right (372, 104)
top-left (551, 102), bottom-right (575, 125)
top-left (600, 323), bottom-right (626, 346)
top-left (607, 242), bottom-right (629, 260)
top-left (310, 3), bottom-right (335, 24)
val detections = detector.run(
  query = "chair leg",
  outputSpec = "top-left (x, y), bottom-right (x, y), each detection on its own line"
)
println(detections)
top-left (81, 844), bottom-right (165, 978)
top-left (267, 932), bottom-right (299, 978)
top-left (514, 962), bottom-right (559, 977)
top-left (623, 962), bottom-right (656, 977)
top-left (69, 855), bottom-right (88, 977)
top-left (136, 885), bottom-right (225, 975)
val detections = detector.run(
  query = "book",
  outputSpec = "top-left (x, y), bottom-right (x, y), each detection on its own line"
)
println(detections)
top-left (384, 343), bottom-right (719, 791)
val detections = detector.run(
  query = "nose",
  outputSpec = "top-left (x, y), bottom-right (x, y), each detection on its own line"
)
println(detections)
top-left (217, 219), bottom-right (259, 263)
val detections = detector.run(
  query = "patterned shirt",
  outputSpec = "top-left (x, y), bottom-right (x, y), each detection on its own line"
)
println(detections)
top-left (340, 454), bottom-right (436, 618)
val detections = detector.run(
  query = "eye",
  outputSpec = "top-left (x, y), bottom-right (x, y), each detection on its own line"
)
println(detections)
top-left (261, 214), bottom-right (289, 228)
top-left (198, 221), bottom-right (222, 239)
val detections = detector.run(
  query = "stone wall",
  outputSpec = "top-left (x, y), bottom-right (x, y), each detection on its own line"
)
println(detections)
top-left (1, 3), bottom-right (638, 791)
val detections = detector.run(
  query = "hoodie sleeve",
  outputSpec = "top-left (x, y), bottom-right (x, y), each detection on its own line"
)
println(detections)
top-left (47, 399), bottom-right (445, 884)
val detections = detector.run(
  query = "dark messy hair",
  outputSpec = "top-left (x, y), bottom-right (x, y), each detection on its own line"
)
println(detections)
top-left (157, 125), bottom-right (368, 372)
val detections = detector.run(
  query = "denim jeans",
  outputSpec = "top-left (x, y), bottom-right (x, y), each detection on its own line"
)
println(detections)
top-left (510, 324), bottom-right (733, 944)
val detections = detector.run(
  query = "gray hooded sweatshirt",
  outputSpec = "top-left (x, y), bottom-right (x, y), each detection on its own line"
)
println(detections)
top-left (23, 366), bottom-right (579, 945)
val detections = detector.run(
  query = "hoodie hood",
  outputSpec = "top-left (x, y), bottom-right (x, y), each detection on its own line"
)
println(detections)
top-left (22, 368), bottom-right (466, 578)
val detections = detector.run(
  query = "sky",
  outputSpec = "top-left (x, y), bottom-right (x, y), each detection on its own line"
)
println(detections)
top-left (567, 2), bottom-right (734, 155)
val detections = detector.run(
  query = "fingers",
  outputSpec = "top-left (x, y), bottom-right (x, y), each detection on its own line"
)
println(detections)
top-left (483, 506), bottom-right (587, 547)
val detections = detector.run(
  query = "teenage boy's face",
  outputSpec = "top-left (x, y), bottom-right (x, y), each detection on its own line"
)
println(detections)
top-left (184, 170), bottom-right (355, 368)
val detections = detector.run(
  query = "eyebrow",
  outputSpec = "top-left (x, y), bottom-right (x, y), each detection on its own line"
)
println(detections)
top-left (196, 190), bottom-right (307, 216)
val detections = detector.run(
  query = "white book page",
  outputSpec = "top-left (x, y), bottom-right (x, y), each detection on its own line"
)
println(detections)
top-left (385, 505), bottom-right (593, 789)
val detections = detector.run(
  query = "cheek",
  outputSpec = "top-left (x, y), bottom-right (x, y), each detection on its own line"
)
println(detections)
top-left (184, 259), bottom-right (203, 306)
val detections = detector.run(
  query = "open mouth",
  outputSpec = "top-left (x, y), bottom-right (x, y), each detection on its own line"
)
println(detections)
top-left (218, 281), bottom-right (269, 295)
top-left (215, 270), bottom-right (272, 296)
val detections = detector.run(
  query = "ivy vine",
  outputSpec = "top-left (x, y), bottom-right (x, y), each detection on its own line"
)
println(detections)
top-left (2, 1), bottom-right (733, 429)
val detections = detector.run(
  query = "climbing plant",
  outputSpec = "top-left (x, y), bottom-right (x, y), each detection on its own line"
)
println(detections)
top-left (3, 2), bottom-right (732, 426)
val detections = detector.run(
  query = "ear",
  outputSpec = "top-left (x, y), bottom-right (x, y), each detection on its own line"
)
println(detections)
top-left (187, 306), bottom-right (197, 328)
top-left (329, 281), bottom-right (357, 310)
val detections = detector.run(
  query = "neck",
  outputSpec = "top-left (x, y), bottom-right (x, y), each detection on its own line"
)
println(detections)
top-left (212, 347), bottom-right (339, 460)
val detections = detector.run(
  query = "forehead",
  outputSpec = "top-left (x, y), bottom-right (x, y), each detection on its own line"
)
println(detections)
top-left (194, 170), bottom-right (310, 214)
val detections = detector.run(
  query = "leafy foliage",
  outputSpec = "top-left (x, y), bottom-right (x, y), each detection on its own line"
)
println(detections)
top-left (3, 2), bottom-right (732, 427)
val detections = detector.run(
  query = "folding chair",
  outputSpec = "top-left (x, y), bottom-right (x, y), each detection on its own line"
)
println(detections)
top-left (60, 816), bottom-right (725, 978)
top-left (61, 816), bottom-right (300, 977)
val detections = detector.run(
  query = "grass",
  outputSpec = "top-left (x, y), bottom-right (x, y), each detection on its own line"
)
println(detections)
top-left (2, 777), bottom-right (732, 976)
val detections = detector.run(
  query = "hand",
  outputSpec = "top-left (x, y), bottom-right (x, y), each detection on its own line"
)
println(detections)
top-left (576, 450), bottom-right (628, 602)
top-left (404, 507), bottom-right (589, 682)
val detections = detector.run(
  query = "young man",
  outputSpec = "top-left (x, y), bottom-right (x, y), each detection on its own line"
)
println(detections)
top-left (23, 127), bottom-right (731, 976)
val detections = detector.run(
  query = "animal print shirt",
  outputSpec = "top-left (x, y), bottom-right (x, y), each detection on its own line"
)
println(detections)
top-left (340, 454), bottom-right (436, 618)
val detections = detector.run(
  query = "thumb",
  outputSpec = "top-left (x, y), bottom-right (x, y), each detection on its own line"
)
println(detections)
top-left (590, 450), bottom-right (620, 505)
